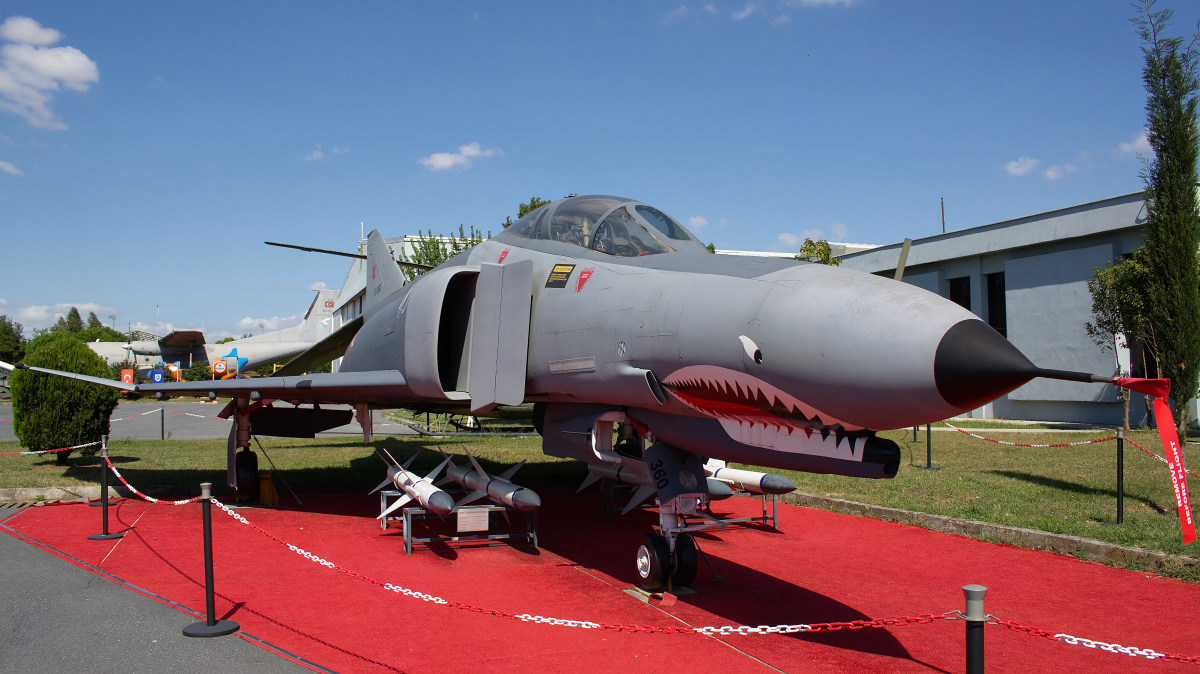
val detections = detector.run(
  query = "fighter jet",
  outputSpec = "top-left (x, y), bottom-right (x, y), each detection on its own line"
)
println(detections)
top-left (3, 194), bottom-right (1127, 590)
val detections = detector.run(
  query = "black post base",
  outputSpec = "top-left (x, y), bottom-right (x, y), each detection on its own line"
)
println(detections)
top-left (87, 532), bottom-right (124, 540)
top-left (183, 619), bottom-right (240, 638)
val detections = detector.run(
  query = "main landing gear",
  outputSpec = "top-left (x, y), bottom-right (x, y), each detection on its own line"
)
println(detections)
top-left (636, 528), bottom-right (698, 591)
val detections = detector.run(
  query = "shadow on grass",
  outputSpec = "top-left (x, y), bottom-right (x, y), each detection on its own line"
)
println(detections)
top-left (987, 470), bottom-right (1166, 514)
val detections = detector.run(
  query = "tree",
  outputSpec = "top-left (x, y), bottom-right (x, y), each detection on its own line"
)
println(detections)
top-left (10, 332), bottom-right (120, 464)
top-left (501, 196), bottom-right (550, 229)
top-left (395, 225), bottom-right (488, 281)
top-left (51, 307), bottom-right (85, 334)
top-left (794, 238), bottom-right (842, 267)
top-left (1085, 254), bottom-right (1155, 429)
top-left (0, 315), bottom-right (25, 363)
top-left (1132, 1), bottom-right (1200, 433)
top-left (86, 312), bottom-right (103, 331)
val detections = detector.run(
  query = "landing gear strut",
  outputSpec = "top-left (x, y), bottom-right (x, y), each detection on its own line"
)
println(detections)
top-left (632, 441), bottom-right (709, 591)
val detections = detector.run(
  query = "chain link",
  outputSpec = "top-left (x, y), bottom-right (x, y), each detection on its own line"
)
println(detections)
top-left (0, 440), bottom-right (100, 456)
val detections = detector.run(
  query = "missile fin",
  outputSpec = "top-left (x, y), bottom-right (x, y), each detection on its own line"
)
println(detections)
top-left (498, 460), bottom-right (526, 481)
top-left (456, 489), bottom-right (487, 508)
top-left (423, 455), bottom-right (453, 481)
top-left (621, 485), bottom-right (657, 516)
top-left (401, 454), bottom-right (416, 470)
top-left (577, 472), bottom-right (601, 493)
top-left (368, 476), bottom-right (393, 495)
top-left (465, 450), bottom-right (490, 479)
top-left (377, 494), bottom-right (413, 519)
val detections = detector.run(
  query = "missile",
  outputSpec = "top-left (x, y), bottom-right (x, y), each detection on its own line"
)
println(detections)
top-left (703, 459), bottom-right (796, 495)
top-left (373, 449), bottom-right (454, 518)
top-left (437, 449), bottom-right (541, 511)
top-left (578, 458), bottom-right (735, 515)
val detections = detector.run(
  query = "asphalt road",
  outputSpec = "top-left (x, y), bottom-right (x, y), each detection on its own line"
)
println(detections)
top-left (0, 514), bottom-right (310, 674)
top-left (0, 403), bottom-right (415, 443)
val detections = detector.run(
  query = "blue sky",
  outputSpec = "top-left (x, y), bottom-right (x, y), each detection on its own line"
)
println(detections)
top-left (2, 1), bottom-right (1197, 340)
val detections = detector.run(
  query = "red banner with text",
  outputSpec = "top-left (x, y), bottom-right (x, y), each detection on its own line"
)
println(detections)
top-left (1151, 396), bottom-right (1196, 545)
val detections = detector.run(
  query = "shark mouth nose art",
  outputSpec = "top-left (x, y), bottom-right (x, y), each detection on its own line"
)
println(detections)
top-left (661, 365), bottom-right (870, 461)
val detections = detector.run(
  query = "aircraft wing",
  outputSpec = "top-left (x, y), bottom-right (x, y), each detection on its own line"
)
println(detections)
top-left (271, 315), bottom-right (363, 377)
top-left (159, 330), bottom-right (206, 347)
top-left (2, 358), bottom-right (410, 405)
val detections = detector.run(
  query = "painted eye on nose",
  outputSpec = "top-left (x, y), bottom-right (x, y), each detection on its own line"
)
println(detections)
top-left (738, 335), bottom-right (763, 364)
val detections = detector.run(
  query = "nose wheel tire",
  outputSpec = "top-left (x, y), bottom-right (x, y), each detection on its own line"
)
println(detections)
top-left (671, 533), bottom-right (698, 588)
top-left (636, 533), bottom-right (671, 591)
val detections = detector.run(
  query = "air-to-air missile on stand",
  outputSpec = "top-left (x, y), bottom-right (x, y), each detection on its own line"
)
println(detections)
top-left (372, 449), bottom-right (455, 519)
top-left (437, 449), bottom-right (542, 512)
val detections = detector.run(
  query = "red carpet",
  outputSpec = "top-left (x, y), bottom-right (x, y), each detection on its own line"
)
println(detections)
top-left (3, 488), bottom-right (1199, 673)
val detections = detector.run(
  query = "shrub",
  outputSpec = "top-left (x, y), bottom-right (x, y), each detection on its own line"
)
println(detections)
top-left (11, 333), bottom-right (120, 464)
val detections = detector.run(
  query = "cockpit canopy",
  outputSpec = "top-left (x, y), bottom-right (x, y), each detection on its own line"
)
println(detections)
top-left (504, 195), bottom-right (705, 257)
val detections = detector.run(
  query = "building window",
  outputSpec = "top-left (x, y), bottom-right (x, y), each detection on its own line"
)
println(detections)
top-left (985, 272), bottom-right (1006, 337)
top-left (948, 276), bottom-right (971, 311)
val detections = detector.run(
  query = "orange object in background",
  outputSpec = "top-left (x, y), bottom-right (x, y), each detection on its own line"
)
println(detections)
top-left (120, 369), bottom-right (133, 384)
top-left (258, 471), bottom-right (279, 507)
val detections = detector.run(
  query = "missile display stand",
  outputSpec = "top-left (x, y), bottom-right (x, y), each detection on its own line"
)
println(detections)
top-left (380, 491), bottom-right (537, 554)
top-left (695, 492), bottom-right (780, 530)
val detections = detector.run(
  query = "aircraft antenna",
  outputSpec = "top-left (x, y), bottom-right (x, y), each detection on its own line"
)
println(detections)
top-left (941, 196), bottom-right (946, 234)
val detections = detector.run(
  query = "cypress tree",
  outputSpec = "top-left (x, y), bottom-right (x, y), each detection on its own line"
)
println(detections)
top-left (1133, 1), bottom-right (1200, 432)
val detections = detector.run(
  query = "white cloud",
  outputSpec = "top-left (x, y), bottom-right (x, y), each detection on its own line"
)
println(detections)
top-left (703, 4), bottom-right (718, 15)
top-left (1005, 156), bottom-right (1039, 177)
top-left (1044, 164), bottom-right (1076, 180)
top-left (688, 215), bottom-right (708, 229)
top-left (332, 147), bottom-right (349, 155)
top-left (0, 16), bottom-right (60, 45)
top-left (308, 281), bottom-right (330, 291)
top-left (800, 228), bottom-right (824, 240)
top-left (0, 159), bottom-right (22, 176)
top-left (829, 222), bottom-right (848, 241)
top-left (305, 149), bottom-right (324, 162)
top-left (732, 2), bottom-right (760, 20)
top-left (771, 14), bottom-right (792, 26)
top-left (664, 4), bottom-right (691, 24)
top-left (9, 301), bottom-right (117, 333)
top-left (785, 0), bottom-right (860, 6)
top-left (778, 232), bottom-right (800, 248)
top-left (1118, 130), bottom-right (1150, 156)
top-left (718, 218), bottom-right (727, 227)
top-left (418, 142), bottom-right (500, 171)
top-left (0, 17), bottom-right (99, 130)
top-left (235, 314), bottom-right (303, 334)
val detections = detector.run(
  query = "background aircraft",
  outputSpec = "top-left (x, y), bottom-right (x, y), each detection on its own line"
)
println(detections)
top-left (87, 289), bottom-right (339, 375)
top-left (5, 195), bottom-right (1122, 590)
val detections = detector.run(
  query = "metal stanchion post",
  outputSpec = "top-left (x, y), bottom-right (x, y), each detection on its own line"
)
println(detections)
top-left (183, 483), bottom-right (239, 638)
top-left (916, 423), bottom-right (940, 470)
top-left (87, 438), bottom-right (123, 540)
top-left (161, 406), bottom-right (165, 441)
top-left (1116, 427), bottom-right (1124, 524)
top-left (963, 584), bottom-right (987, 674)
top-left (912, 425), bottom-right (918, 442)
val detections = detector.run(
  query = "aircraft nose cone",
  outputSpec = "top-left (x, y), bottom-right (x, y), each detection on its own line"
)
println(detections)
top-left (759, 474), bottom-right (797, 495)
top-left (510, 488), bottom-right (542, 511)
top-left (934, 319), bottom-right (1038, 411)
top-left (427, 491), bottom-right (455, 517)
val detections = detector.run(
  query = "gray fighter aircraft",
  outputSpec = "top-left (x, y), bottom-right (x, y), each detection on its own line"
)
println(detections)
top-left (2, 194), bottom-right (1113, 590)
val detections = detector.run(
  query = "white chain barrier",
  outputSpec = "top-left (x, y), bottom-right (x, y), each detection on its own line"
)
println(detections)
top-left (102, 456), bottom-right (204, 505)
top-left (0, 440), bottom-right (101, 456)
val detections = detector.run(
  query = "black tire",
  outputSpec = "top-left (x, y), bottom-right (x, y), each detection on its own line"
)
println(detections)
top-left (635, 532), bottom-right (670, 591)
top-left (235, 448), bottom-right (259, 503)
top-left (671, 533), bottom-right (698, 588)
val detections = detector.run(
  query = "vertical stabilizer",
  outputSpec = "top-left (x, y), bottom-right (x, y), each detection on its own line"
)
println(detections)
top-left (364, 229), bottom-right (407, 316)
top-left (297, 288), bottom-right (340, 340)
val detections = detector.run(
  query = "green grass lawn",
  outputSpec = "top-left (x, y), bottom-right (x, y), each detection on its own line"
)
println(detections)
top-left (1, 425), bottom-right (1196, 579)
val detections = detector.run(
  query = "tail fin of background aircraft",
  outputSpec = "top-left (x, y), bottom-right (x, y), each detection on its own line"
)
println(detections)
top-left (296, 288), bottom-right (340, 341)
top-left (363, 228), bottom-right (407, 317)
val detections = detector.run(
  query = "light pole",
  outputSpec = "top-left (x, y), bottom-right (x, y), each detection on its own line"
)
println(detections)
top-left (108, 314), bottom-right (115, 331)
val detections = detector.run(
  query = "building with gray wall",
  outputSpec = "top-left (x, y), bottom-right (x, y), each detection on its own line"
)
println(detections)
top-left (839, 191), bottom-right (1151, 426)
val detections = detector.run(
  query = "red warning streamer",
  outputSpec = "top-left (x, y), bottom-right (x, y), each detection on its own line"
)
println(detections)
top-left (1115, 378), bottom-right (1196, 545)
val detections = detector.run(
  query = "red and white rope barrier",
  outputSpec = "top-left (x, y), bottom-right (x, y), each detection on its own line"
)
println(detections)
top-left (939, 421), bottom-right (1116, 447)
top-left (101, 456), bottom-right (204, 505)
top-left (109, 408), bottom-right (162, 423)
top-left (1127, 437), bottom-right (1200, 479)
top-left (985, 615), bottom-right (1200, 664)
top-left (164, 408), bottom-right (228, 421)
top-left (0, 440), bottom-right (100, 456)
